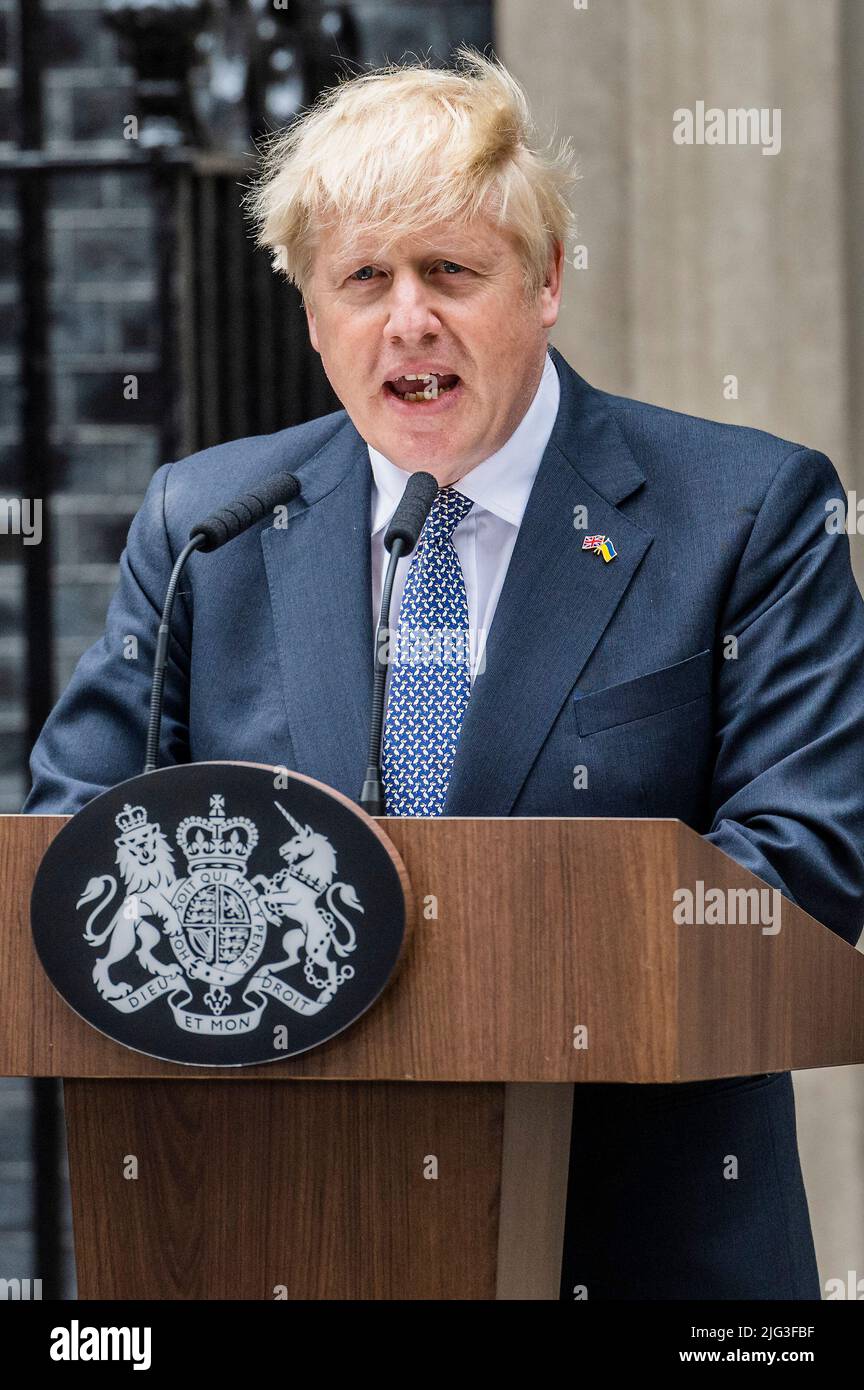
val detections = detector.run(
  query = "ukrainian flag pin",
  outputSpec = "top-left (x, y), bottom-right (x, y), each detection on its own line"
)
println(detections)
top-left (580, 533), bottom-right (617, 561)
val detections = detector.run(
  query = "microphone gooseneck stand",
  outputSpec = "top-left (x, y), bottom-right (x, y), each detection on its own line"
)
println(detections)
top-left (360, 470), bottom-right (440, 814)
top-left (143, 472), bottom-right (301, 774)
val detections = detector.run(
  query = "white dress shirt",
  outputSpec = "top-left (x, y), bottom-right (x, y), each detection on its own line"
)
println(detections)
top-left (368, 349), bottom-right (561, 693)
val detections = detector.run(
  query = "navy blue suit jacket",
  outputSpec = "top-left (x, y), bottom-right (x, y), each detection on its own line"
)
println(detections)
top-left (23, 345), bottom-right (864, 948)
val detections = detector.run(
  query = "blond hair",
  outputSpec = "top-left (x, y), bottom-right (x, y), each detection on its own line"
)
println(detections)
top-left (241, 45), bottom-right (580, 301)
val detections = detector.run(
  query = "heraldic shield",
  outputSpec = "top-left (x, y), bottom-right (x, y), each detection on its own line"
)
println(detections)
top-left (30, 762), bottom-right (412, 1066)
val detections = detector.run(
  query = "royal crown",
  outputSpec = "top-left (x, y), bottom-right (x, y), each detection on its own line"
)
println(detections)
top-left (115, 803), bottom-right (148, 835)
top-left (176, 794), bottom-right (258, 872)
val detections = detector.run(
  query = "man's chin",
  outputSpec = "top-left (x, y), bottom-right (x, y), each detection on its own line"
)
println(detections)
top-left (365, 421), bottom-right (473, 471)
top-left (376, 439), bottom-right (477, 478)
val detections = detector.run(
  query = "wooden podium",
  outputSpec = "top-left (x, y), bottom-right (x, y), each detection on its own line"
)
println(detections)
top-left (3, 811), bottom-right (864, 1299)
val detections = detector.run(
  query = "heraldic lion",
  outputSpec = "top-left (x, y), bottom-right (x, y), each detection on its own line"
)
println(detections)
top-left (77, 809), bottom-right (179, 1001)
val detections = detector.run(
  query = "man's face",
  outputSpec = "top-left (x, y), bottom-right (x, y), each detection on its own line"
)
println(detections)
top-left (304, 216), bottom-right (563, 485)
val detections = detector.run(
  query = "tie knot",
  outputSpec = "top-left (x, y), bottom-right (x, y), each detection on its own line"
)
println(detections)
top-left (422, 487), bottom-right (474, 547)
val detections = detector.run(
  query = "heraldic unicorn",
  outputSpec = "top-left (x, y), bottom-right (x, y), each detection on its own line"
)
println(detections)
top-left (75, 792), bottom-right (365, 1036)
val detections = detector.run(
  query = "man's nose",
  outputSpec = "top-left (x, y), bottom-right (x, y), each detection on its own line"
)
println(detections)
top-left (383, 273), bottom-right (440, 339)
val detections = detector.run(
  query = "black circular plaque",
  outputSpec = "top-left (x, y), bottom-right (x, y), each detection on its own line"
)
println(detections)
top-left (31, 762), bottom-right (411, 1067)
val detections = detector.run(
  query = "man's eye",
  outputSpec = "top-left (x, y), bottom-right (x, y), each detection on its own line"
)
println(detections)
top-left (348, 261), bottom-right (466, 282)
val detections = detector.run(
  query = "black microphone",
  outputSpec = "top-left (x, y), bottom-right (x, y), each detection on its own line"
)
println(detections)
top-left (143, 471), bottom-right (301, 773)
top-left (360, 470), bottom-right (439, 814)
top-left (189, 472), bottom-right (301, 552)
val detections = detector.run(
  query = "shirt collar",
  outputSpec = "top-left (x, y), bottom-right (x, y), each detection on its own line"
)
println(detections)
top-left (368, 349), bottom-right (561, 536)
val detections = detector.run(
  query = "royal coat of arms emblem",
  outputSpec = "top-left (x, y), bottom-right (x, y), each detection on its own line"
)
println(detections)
top-left (31, 763), bottom-right (410, 1065)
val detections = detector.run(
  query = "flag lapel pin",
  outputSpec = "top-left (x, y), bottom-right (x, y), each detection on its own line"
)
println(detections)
top-left (581, 533), bottom-right (617, 562)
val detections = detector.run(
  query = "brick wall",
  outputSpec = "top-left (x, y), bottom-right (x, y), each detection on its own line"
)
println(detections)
top-left (1, 2), bottom-right (162, 812)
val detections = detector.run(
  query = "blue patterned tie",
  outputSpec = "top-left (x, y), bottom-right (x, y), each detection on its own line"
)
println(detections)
top-left (381, 486), bottom-right (475, 815)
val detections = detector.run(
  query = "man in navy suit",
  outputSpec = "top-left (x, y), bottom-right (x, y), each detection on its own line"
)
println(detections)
top-left (23, 48), bottom-right (864, 1298)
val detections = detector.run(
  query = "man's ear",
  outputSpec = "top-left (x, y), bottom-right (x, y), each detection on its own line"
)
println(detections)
top-left (540, 239), bottom-right (565, 329)
top-left (303, 295), bottom-right (320, 354)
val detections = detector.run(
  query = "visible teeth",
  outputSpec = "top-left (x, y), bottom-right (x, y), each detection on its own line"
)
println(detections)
top-left (391, 371), bottom-right (459, 402)
top-left (399, 372), bottom-right (439, 398)
top-left (401, 380), bottom-right (459, 402)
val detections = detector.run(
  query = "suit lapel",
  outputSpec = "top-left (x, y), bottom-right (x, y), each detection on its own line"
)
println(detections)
top-left (261, 418), bottom-right (373, 801)
top-left (443, 347), bottom-right (654, 814)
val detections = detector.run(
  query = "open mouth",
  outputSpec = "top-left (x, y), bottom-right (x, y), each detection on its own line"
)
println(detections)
top-left (384, 371), bottom-right (461, 403)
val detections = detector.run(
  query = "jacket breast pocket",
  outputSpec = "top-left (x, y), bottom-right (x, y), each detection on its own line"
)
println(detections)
top-left (573, 648), bottom-right (713, 736)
